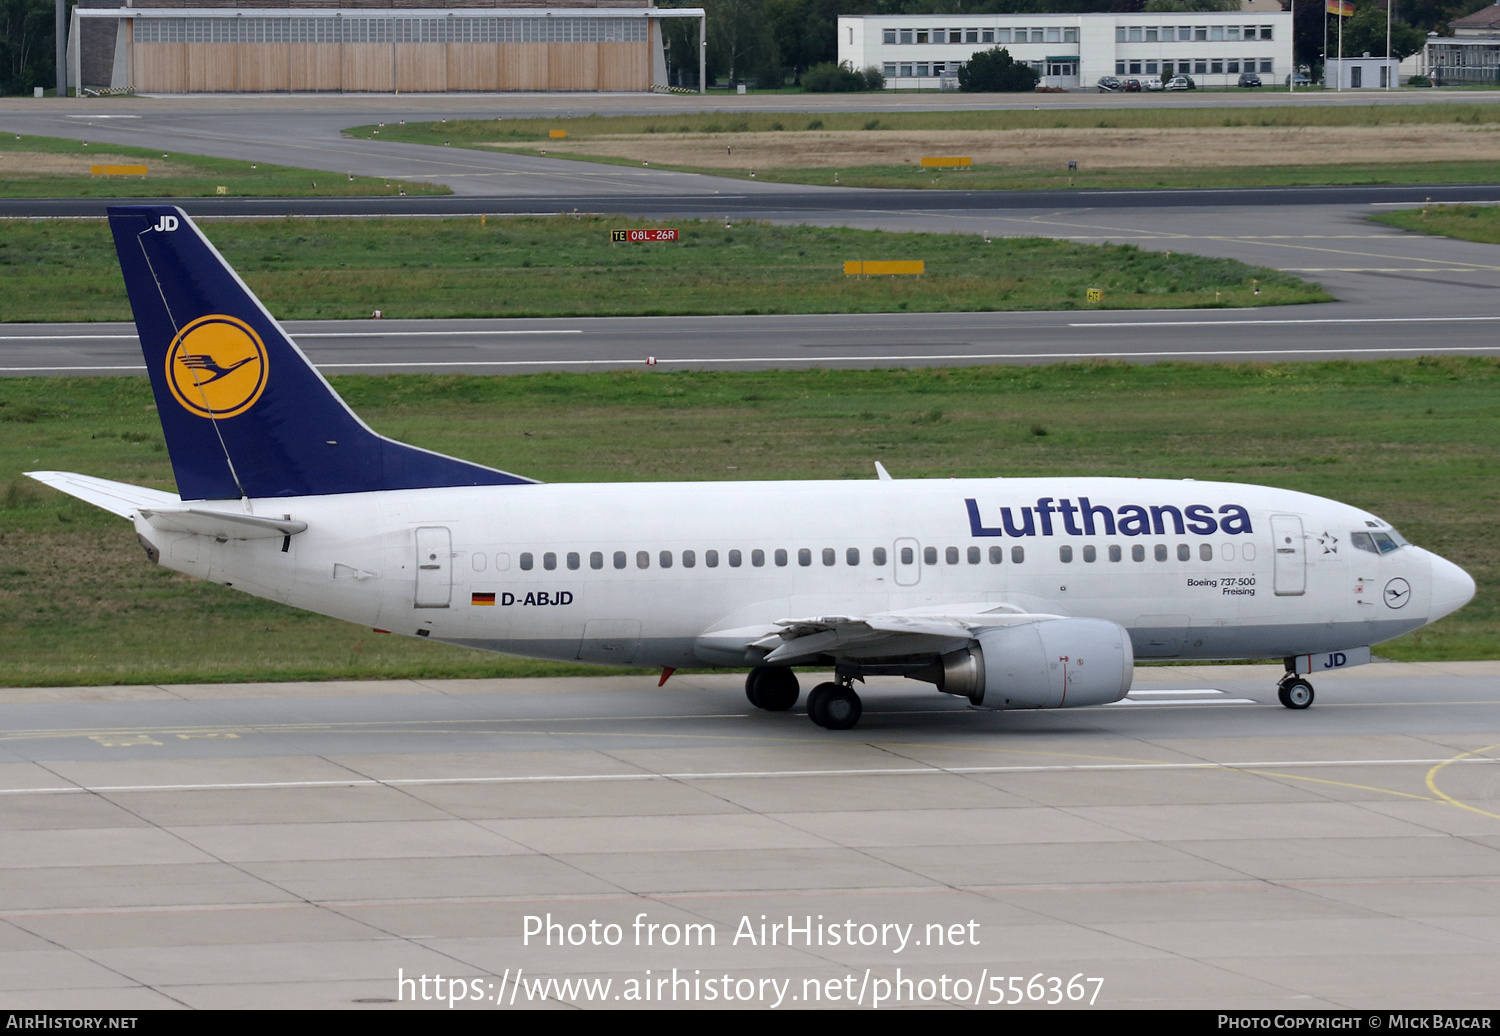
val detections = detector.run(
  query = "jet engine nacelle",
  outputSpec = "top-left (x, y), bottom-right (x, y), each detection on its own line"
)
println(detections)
top-left (936, 618), bottom-right (1134, 709)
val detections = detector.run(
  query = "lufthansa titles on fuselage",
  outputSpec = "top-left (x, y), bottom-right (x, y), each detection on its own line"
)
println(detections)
top-left (965, 497), bottom-right (1253, 539)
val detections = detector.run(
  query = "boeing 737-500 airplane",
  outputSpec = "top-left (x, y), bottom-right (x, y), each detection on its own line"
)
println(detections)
top-left (27, 207), bottom-right (1476, 729)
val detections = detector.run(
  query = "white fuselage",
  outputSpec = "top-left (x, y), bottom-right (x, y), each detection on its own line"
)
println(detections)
top-left (135, 476), bottom-right (1453, 669)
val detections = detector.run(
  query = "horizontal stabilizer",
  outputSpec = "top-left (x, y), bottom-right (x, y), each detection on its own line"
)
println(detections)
top-left (25, 471), bottom-right (180, 519)
top-left (138, 508), bottom-right (307, 540)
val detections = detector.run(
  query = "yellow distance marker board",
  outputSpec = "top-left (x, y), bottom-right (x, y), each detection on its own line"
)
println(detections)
top-left (920, 157), bottom-right (971, 168)
top-left (845, 261), bottom-right (925, 276)
top-left (90, 165), bottom-right (148, 176)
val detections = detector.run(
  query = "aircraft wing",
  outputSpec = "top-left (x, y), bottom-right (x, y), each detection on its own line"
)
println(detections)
top-left (703, 604), bottom-right (1062, 666)
top-left (25, 471), bottom-right (180, 518)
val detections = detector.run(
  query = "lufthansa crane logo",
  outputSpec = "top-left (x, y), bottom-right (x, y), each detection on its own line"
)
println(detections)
top-left (165, 315), bottom-right (269, 420)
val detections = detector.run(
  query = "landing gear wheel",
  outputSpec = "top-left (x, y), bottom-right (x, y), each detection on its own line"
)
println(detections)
top-left (807, 681), bottom-right (862, 730)
top-left (1278, 678), bottom-right (1314, 710)
top-left (745, 667), bottom-right (799, 712)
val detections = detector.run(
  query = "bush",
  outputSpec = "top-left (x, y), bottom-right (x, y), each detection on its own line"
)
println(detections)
top-left (957, 47), bottom-right (1040, 93)
top-left (802, 61), bottom-right (869, 93)
top-left (862, 65), bottom-right (885, 91)
top-left (1407, 74), bottom-right (1431, 87)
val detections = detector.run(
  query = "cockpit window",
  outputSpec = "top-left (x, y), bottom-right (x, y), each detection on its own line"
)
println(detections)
top-left (1355, 530), bottom-right (1401, 554)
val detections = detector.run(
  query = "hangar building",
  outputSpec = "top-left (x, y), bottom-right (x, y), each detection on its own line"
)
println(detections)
top-left (69, 1), bottom-right (704, 94)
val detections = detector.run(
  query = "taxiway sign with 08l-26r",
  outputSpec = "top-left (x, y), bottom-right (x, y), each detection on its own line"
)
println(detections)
top-left (26, 207), bottom-right (1476, 729)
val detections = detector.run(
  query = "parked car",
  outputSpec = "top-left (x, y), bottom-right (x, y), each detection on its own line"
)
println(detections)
top-left (1123, 78), bottom-right (1143, 92)
top-left (1286, 72), bottom-right (1312, 86)
top-left (1144, 77), bottom-right (1165, 91)
top-left (1096, 76), bottom-right (1122, 92)
top-left (1237, 72), bottom-right (1262, 88)
top-left (1164, 75), bottom-right (1195, 91)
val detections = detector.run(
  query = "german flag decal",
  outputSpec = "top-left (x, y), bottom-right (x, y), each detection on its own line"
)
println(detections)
top-left (471, 592), bottom-right (496, 606)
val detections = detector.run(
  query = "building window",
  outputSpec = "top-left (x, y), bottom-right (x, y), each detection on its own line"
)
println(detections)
top-left (883, 62), bottom-right (895, 77)
top-left (1031, 28), bottom-right (1046, 42)
top-left (1045, 27), bottom-right (1060, 42)
top-left (1194, 59), bottom-right (1207, 74)
top-left (1227, 26), bottom-right (1241, 40)
top-left (916, 63), bottom-right (929, 76)
top-left (1260, 58), bottom-right (1273, 72)
top-left (1195, 26), bottom-right (1207, 40)
top-left (1179, 26), bottom-right (1193, 41)
top-left (1227, 59), bottom-right (1240, 73)
top-left (899, 28), bottom-right (912, 44)
top-left (1146, 61), bottom-right (1158, 74)
top-left (1129, 60), bottom-right (1142, 74)
top-left (1211, 58), bottom-right (1224, 73)
top-left (966, 28), bottom-right (978, 42)
top-left (915, 29), bottom-right (928, 43)
top-left (1210, 25), bottom-right (1224, 40)
top-left (993, 28), bottom-right (1007, 42)
top-left (1116, 60), bottom-right (1126, 74)
top-left (900, 64), bottom-right (912, 77)
top-left (1116, 26), bottom-right (1126, 42)
top-left (1261, 26), bottom-right (1274, 39)
top-left (1129, 26), bottom-right (1142, 41)
top-left (1064, 27), bottom-right (1077, 42)
top-left (1146, 27), bottom-right (1158, 41)
top-left (883, 28), bottom-right (896, 44)
top-left (982, 29), bottom-right (995, 42)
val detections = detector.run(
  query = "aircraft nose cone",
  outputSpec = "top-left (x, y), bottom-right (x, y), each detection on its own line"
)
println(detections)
top-left (1429, 552), bottom-right (1476, 622)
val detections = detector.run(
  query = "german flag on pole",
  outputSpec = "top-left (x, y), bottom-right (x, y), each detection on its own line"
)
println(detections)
top-left (1327, 0), bottom-right (1354, 16)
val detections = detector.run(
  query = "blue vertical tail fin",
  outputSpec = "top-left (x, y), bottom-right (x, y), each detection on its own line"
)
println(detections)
top-left (107, 205), bottom-right (535, 500)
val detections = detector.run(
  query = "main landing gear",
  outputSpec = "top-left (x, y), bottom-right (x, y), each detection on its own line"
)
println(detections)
top-left (1277, 673), bottom-right (1315, 710)
top-left (744, 667), bottom-right (864, 730)
top-left (745, 666), bottom-right (799, 712)
top-left (807, 677), bottom-right (862, 731)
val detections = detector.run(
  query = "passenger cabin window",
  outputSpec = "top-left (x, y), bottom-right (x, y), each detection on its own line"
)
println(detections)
top-left (729, 549), bottom-right (742, 567)
top-left (682, 549), bottom-right (695, 568)
top-left (1199, 543), bottom-right (1213, 561)
top-left (543, 552), bottom-right (556, 570)
top-left (901, 547), bottom-right (914, 565)
top-left (846, 547), bottom-right (859, 566)
top-left (873, 547), bottom-right (886, 566)
top-left (659, 550), bottom-right (672, 569)
top-left (1060, 545), bottom-right (1073, 563)
top-left (706, 550), bottom-right (719, 567)
top-left (1011, 546), bottom-right (1025, 563)
top-left (566, 552), bottom-right (580, 570)
top-left (613, 550), bottom-right (626, 569)
top-left (924, 547), bottom-right (938, 565)
top-left (1109, 545), bottom-right (1122, 562)
top-left (1083, 545), bottom-right (1096, 562)
top-left (1177, 544), bottom-right (1190, 562)
top-left (989, 546), bottom-right (1003, 564)
top-left (637, 551), bottom-right (650, 569)
top-left (590, 551), bottom-right (603, 570)
top-left (1132, 545), bottom-right (1145, 562)
top-left (775, 549), bottom-right (788, 567)
top-left (945, 547), bottom-right (959, 565)
top-left (1155, 544), bottom-right (1168, 562)
top-left (967, 546), bottom-right (980, 564)
top-left (520, 552), bottom-right (534, 570)
top-left (752, 549), bottom-right (765, 567)
top-left (798, 548), bottom-right (812, 567)
top-left (824, 548), bottom-right (837, 566)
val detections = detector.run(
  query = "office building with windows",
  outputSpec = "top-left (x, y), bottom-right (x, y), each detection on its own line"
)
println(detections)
top-left (837, 12), bottom-right (1292, 90)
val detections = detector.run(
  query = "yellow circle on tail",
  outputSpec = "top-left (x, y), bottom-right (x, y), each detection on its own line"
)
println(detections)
top-left (165, 315), bottom-right (269, 420)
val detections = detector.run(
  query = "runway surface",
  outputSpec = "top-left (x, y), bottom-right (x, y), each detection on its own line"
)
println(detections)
top-left (2, 662), bottom-right (1497, 1009)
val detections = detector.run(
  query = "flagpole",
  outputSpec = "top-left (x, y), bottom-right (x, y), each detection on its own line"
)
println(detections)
top-left (1323, 3), bottom-right (1328, 88)
top-left (1290, 0), bottom-right (1296, 91)
top-left (1338, 1), bottom-right (1344, 90)
top-left (1387, 0), bottom-right (1394, 88)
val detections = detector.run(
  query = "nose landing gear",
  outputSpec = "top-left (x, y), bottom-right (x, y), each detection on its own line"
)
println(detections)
top-left (1277, 674), bottom-right (1315, 710)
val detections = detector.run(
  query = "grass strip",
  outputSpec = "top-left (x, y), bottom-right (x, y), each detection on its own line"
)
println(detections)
top-left (1371, 203), bottom-right (1500, 244)
top-left (350, 103), bottom-right (1500, 141)
top-left (1, 359), bottom-right (1494, 686)
top-left (0, 215), bottom-right (1323, 324)
top-left (0, 133), bottom-right (449, 199)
